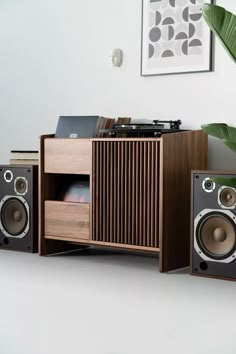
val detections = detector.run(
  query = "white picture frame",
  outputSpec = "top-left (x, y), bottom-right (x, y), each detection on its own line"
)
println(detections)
top-left (141, 0), bottom-right (213, 76)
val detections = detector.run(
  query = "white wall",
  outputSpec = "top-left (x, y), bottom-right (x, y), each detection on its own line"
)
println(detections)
top-left (0, 0), bottom-right (235, 168)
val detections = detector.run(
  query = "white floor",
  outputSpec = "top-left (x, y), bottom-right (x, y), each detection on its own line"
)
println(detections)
top-left (0, 248), bottom-right (235, 354)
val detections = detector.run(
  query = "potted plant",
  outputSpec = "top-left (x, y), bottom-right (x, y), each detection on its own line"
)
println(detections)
top-left (200, 4), bottom-right (236, 186)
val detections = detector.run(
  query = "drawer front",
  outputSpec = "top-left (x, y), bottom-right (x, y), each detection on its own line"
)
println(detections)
top-left (44, 139), bottom-right (92, 174)
top-left (44, 201), bottom-right (90, 240)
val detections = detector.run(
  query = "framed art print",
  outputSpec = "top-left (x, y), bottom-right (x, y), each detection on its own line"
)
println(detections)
top-left (141, 0), bottom-right (213, 76)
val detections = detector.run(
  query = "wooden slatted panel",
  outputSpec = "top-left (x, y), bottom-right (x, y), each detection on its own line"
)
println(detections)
top-left (135, 142), bottom-right (140, 246)
top-left (127, 142), bottom-right (132, 245)
top-left (109, 142), bottom-right (114, 243)
top-left (92, 141), bottom-right (160, 248)
top-left (99, 142), bottom-right (103, 241)
top-left (154, 141), bottom-right (159, 248)
top-left (113, 142), bottom-right (118, 244)
top-left (150, 142), bottom-right (155, 247)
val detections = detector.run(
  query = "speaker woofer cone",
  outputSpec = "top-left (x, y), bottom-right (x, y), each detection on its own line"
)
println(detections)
top-left (197, 212), bottom-right (236, 259)
top-left (0, 196), bottom-right (29, 238)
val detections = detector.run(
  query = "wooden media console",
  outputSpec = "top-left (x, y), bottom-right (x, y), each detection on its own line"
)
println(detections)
top-left (39, 130), bottom-right (207, 272)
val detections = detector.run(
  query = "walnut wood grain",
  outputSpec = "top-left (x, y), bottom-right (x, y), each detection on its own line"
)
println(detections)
top-left (43, 235), bottom-right (160, 253)
top-left (44, 201), bottom-right (89, 240)
top-left (39, 135), bottom-right (86, 255)
top-left (159, 130), bottom-right (208, 272)
top-left (44, 138), bottom-right (92, 174)
top-left (92, 140), bottom-right (160, 248)
top-left (39, 131), bottom-right (207, 270)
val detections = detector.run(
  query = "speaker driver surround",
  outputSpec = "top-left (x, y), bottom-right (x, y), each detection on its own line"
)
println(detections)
top-left (14, 177), bottom-right (28, 195)
top-left (4, 170), bottom-right (13, 183)
top-left (202, 177), bottom-right (215, 193)
top-left (218, 187), bottom-right (236, 208)
top-left (0, 196), bottom-right (29, 238)
top-left (199, 215), bottom-right (235, 256)
top-left (194, 209), bottom-right (236, 263)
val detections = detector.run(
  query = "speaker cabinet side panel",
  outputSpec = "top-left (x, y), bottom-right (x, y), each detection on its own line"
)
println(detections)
top-left (159, 130), bottom-right (208, 272)
top-left (32, 165), bottom-right (38, 252)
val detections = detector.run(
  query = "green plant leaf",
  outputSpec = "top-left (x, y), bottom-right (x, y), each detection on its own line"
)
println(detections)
top-left (202, 4), bottom-right (236, 63)
top-left (211, 177), bottom-right (236, 188)
top-left (201, 123), bottom-right (236, 141)
top-left (224, 140), bottom-right (236, 153)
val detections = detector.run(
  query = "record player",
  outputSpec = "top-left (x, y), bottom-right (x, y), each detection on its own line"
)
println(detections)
top-left (99, 119), bottom-right (185, 137)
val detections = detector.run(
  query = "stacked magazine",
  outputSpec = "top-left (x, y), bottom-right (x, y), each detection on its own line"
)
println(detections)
top-left (9, 150), bottom-right (39, 165)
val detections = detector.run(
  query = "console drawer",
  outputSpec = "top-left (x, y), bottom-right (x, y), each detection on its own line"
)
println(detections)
top-left (44, 139), bottom-right (92, 174)
top-left (44, 201), bottom-right (90, 240)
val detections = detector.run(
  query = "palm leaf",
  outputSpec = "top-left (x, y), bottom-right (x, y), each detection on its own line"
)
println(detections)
top-left (202, 4), bottom-right (236, 63)
top-left (201, 123), bottom-right (236, 141)
top-left (211, 177), bottom-right (236, 188)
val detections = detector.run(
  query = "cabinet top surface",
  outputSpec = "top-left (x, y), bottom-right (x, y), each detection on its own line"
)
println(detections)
top-left (41, 130), bottom-right (202, 142)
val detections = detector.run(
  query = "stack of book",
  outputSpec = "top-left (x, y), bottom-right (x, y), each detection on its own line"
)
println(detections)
top-left (9, 150), bottom-right (39, 165)
top-left (96, 117), bottom-right (115, 137)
